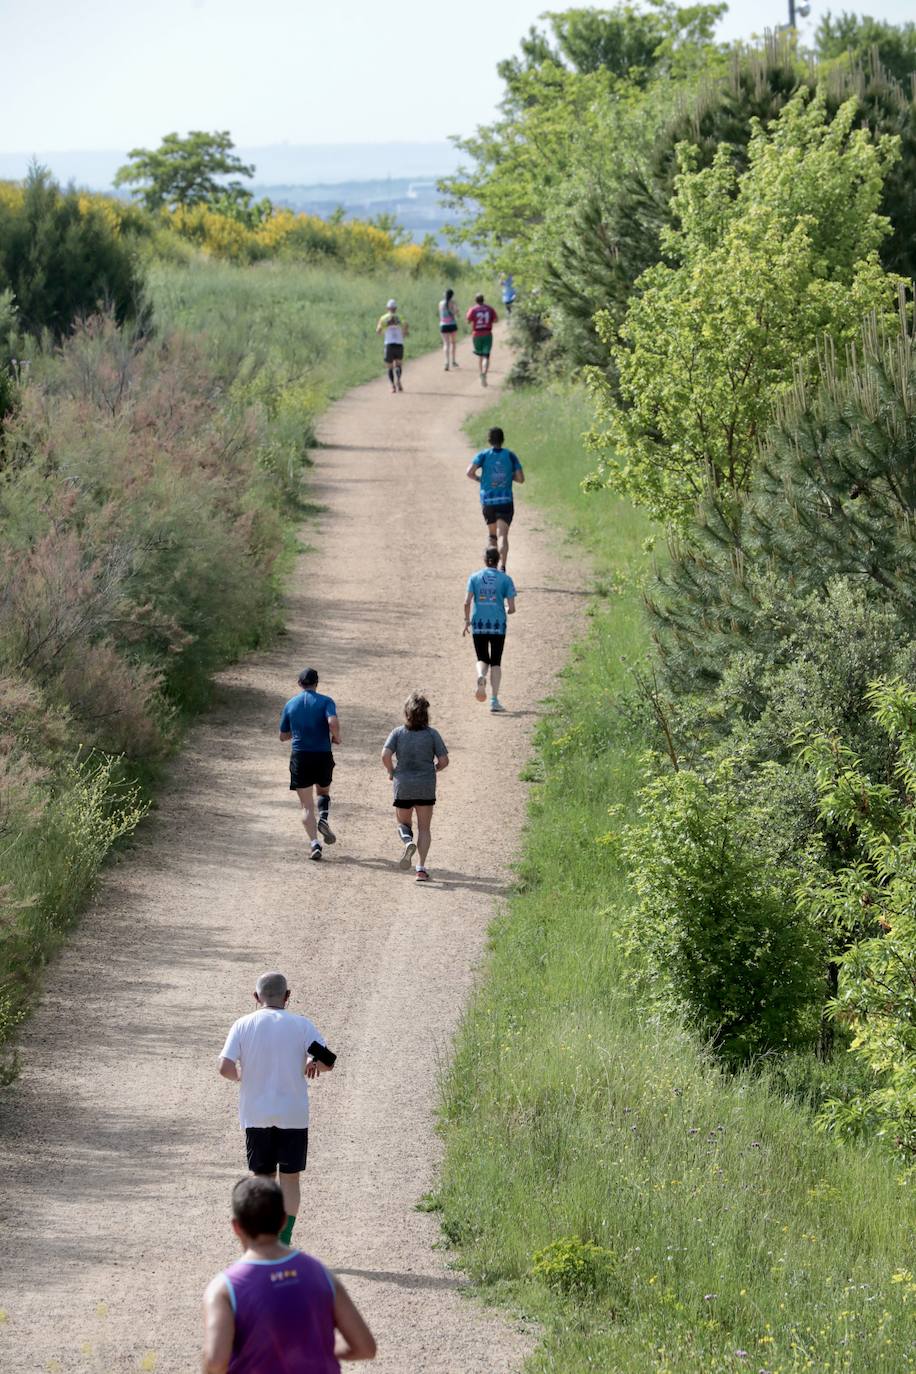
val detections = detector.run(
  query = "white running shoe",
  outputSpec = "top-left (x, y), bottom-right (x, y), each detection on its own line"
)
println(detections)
top-left (490, 698), bottom-right (506, 713)
top-left (309, 842), bottom-right (323, 861)
top-left (399, 840), bottom-right (417, 870)
top-left (475, 675), bottom-right (487, 702)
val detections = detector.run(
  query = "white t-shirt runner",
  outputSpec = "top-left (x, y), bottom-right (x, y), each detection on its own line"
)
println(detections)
top-left (377, 311), bottom-right (405, 345)
top-left (220, 1008), bottom-right (327, 1129)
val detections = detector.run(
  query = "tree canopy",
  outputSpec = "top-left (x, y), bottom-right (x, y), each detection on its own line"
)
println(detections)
top-left (114, 130), bottom-right (255, 212)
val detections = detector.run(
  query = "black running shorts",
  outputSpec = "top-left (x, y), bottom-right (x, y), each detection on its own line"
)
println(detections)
top-left (482, 502), bottom-right (514, 527)
top-left (246, 1126), bottom-right (308, 1175)
top-left (289, 751), bottom-right (335, 790)
top-left (393, 797), bottom-right (436, 808)
top-left (384, 343), bottom-right (405, 363)
top-left (473, 633), bottom-right (506, 667)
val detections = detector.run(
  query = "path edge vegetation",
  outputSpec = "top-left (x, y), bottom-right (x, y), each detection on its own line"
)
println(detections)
top-left (437, 386), bottom-right (915, 1374)
top-left (0, 172), bottom-right (467, 1078)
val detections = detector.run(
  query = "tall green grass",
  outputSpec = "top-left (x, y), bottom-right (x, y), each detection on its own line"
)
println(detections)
top-left (442, 388), bottom-right (915, 1373)
top-left (149, 259), bottom-right (459, 410)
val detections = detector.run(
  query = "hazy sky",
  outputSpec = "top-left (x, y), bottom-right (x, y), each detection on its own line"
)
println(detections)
top-left (2, 0), bottom-right (915, 154)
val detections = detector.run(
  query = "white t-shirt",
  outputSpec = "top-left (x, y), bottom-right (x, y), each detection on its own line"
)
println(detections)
top-left (220, 1008), bottom-right (326, 1130)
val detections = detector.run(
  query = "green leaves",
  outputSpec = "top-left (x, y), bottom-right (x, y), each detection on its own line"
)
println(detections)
top-left (114, 130), bottom-right (255, 213)
top-left (801, 680), bottom-right (916, 1154)
top-left (587, 88), bottom-right (902, 526)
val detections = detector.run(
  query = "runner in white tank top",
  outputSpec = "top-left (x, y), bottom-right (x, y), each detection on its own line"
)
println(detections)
top-left (375, 297), bottom-right (409, 393)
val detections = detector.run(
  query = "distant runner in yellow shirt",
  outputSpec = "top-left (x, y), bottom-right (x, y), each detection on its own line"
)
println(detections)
top-left (376, 299), bottom-right (409, 393)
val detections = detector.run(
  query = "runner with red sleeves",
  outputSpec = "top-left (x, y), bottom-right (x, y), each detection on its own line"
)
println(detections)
top-left (465, 293), bottom-right (498, 387)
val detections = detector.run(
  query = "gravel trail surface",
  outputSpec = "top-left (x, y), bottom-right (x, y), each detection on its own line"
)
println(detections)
top-left (0, 332), bottom-right (584, 1372)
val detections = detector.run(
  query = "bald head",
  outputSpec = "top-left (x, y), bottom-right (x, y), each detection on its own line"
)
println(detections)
top-left (255, 971), bottom-right (288, 1008)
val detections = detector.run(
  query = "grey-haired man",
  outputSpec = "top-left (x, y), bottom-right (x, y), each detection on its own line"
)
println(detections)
top-left (279, 668), bottom-right (341, 861)
top-left (219, 972), bottom-right (336, 1247)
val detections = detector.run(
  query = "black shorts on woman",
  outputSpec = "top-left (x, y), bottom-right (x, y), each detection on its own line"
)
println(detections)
top-left (384, 342), bottom-right (404, 362)
top-left (439, 323), bottom-right (457, 334)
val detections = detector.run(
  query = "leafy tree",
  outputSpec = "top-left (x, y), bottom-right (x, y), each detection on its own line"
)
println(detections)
top-left (440, 1), bottom-right (724, 281)
top-left (543, 44), bottom-right (916, 379)
top-left (586, 89), bottom-right (900, 525)
top-left (543, 35), bottom-right (805, 372)
top-left (114, 130), bottom-right (255, 212)
top-left (816, 10), bottom-right (916, 86)
top-left (0, 165), bottom-right (147, 338)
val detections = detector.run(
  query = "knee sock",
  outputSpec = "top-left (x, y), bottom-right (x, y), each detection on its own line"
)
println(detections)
top-left (280, 1214), bottom-right (296, 1245)
top-left (388, 367), bottom-right (395, 385)
top-left (395, 364), bottom-right (402, 383)
top-left (398, 823), bottom-right (414, 844)
top-left (318, 794), bottom-right (330, 819)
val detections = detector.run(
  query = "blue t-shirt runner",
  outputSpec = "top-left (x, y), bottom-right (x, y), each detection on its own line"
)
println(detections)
top-left (473, 446), bottom-right (523, 509)
top-left (467, 567), bottom-right (517, 635)
top-left (280, 690), bottom-right (337, 753)
top-left (279, 677), bottom-right (340, 858)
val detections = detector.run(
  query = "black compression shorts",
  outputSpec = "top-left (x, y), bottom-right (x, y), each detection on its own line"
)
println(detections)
top-left (473, 633), bottom-right (506, 667)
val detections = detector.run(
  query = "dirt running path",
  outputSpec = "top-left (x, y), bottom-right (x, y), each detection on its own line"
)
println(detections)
top-left (0, 332), bottom-right (584, 1373)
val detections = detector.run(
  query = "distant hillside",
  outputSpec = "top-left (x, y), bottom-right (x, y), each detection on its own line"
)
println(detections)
top-left (255, 177), bottom-right (471, 250)
top-left (0, 142), bottom-right (464, 189)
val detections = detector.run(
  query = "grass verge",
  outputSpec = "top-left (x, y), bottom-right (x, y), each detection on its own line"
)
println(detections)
top-left (442, 385), bottom-right (915, 1373)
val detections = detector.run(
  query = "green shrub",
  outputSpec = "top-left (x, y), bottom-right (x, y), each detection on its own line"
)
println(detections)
top-left (0, 751), bottom-right (147, 1079)
top-left (531, 1237), bottom-right (617, 1297)
top-left (621, 762), bottom-right (823, 1061)
top-left (0, 168), bottom-right (147, 337)
top-left (799, 679), bottom-right (916, 1155)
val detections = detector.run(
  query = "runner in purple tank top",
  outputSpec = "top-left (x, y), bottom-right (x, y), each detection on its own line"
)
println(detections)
top-left (203, 1178), bottom-right (376, 1373)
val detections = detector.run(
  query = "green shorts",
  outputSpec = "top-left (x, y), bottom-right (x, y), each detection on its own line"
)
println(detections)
top-left (472, 333), bottom-right (493, 357)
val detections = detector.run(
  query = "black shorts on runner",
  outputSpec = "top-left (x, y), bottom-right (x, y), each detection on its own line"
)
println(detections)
top-left (439, 323), bottom-right (457, 334)
top-left (473, 633), bottom-right (506, 667)
top-left (289, 751), bottom-right (335, 790)
top-left (393, 797), bottom-right (436, 808)
top-left (246, 1126), bottom-right (308, 1175)
top-left (482, 502), bottom-right (514, 527)
top-left (384, 343), bottom-right (405, 363)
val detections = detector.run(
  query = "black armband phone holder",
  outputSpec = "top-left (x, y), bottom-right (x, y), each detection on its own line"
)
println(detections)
top-left (308, 1040), bottom-right (336, 1067)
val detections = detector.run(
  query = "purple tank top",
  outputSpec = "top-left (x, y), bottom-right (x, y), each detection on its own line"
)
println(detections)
top-left (224, 1251), bottom-right (340, 1374)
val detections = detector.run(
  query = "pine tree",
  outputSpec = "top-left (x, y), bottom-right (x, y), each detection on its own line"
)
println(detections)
top-left (649, 299), bottom-right (916, 691)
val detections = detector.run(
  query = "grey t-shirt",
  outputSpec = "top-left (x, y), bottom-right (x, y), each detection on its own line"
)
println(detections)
top-left (384, 725), bottom-right (448, 799)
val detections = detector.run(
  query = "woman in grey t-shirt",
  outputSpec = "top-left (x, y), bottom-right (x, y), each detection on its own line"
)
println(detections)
top-left (381, 692), bottom-right (449, 883)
